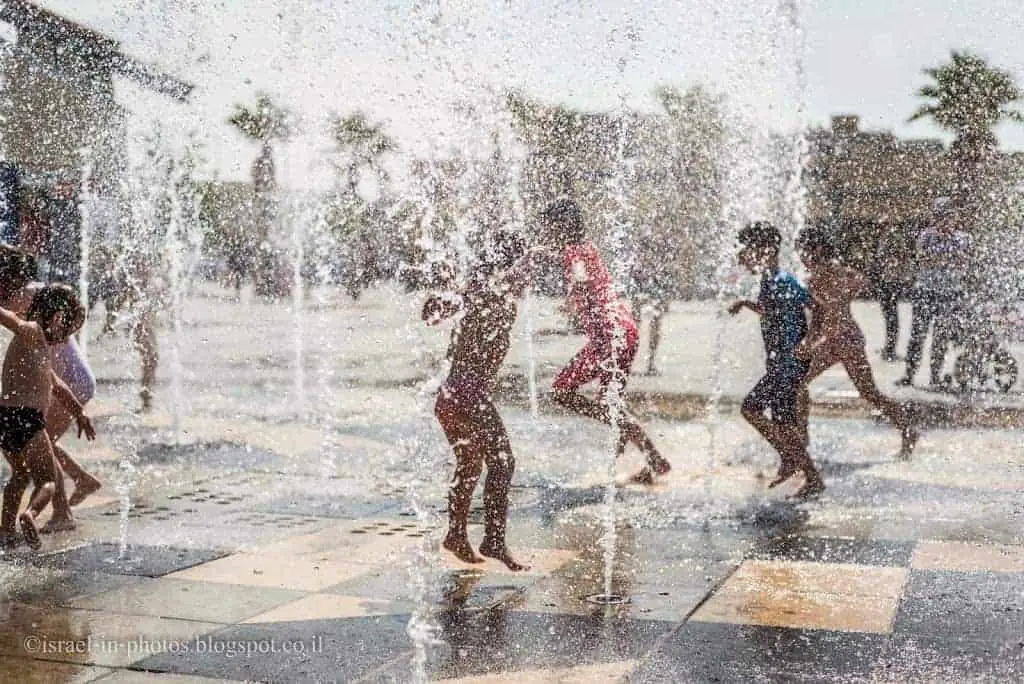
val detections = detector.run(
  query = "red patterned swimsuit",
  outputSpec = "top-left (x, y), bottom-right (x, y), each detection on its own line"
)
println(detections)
top-left (552, 242), bottom-right (639, 393)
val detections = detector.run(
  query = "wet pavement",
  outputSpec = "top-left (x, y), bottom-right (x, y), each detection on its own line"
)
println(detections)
top-left (0, 285), bottom-right (1022, 682)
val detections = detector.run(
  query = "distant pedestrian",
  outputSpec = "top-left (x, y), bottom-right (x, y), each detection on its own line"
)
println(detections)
top-left (628, 243), bottom-right (677, 377)
top-left (898, 198), bottom-right (971, 389)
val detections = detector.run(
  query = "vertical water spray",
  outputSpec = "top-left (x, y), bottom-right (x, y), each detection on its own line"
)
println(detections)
top-left (77, 150), bottom-right (94, 361)
top-left (165, 158), bottom-right (187, 442)
top-left (290, 195), bottom-right (307, 418)
top-left (779, 0), bottom-right (810, 263)
top-left (596, 19), bottom-right (642, 602)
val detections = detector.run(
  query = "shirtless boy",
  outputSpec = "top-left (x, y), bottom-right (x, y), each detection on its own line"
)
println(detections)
top-left (539, 199), bottom-right (671, 484)
top-left (0, 284), bottom-right (96, 549)
top-left (425, 229), bottom-right (534, 571)
top-left (795, 227), bottom-right (918, 458)
top-left (729, 222), bottom-right (823, 499)
top-left (0, 246), bottom-right (102, 532)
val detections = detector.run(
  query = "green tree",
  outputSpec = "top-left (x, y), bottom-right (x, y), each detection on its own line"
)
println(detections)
top-left (227, 92), bottom-right (292, 295)
top-left (325, 111), bottom-right (399, 298)
top-left (329, 111), bottom-right (398, 194)
top-left (909, 50), bottom-right (1023, 166)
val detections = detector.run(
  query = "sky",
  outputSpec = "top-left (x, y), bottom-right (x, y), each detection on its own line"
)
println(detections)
top-left (29, 0), bottom-right (1024, 187)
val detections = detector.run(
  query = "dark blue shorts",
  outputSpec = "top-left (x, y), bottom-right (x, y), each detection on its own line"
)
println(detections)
top-left (743, 361), bottom-right (808, 424)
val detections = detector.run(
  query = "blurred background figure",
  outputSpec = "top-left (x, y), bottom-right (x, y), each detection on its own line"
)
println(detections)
top-left (898, 198), bottom-right (972, 389)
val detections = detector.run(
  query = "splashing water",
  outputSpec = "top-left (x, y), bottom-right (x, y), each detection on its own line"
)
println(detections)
top-left (76, 151), bottom-right (94, 361)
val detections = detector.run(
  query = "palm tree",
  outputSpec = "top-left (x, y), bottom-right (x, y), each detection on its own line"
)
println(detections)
top-left (326, 112), bottom-right (397, 298)
top-left (909, 50), bottom-right (1023, 167)
top-left (227, 92), bottom-right (291, 294)
top-left (329, 111), bottom-right (397, 193)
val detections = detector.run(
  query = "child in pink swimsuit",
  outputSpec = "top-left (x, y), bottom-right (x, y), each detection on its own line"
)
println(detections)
top-left (541, 199), bottom-right (670, 484)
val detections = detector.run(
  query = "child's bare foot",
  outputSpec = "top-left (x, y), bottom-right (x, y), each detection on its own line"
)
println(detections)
top-left (40, 517), bottom-right (77, 534)
top-left (69, 477), bottom-right (102, 507)
top-left (650, 457), bottom-right (671, 476)
top-left (443, 533), bottom-right (484, 565)
top-left (792, 473), bottom-right (826, 501)
top-left (479, 538), bottom-right (530, 571)
top-left (626, 467), bottom-right (655, 485)
top-left (18, 512), bottom-right (41, 550)
top-left (769, 465), bottom-right (798, 488)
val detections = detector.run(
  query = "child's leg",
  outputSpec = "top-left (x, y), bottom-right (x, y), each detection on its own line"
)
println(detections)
top-left (18, 432), bottom-right (59, 549)
top-left (46, 401), bottom-right (102, 507)
top-left (435, 391), bottom-right (485, 565)
top-left (742, 376), bottom-right (797, 478)
top-left (645, 305), bottom-right (665, 375)
top-left (134, 311), bottom-right (158, 410)
top-left (1, 453), bottom-right (29, 541)
top-left (476, 406), bottom-right (528, 572)
top-left (841, 347), bottom-right (918, 456)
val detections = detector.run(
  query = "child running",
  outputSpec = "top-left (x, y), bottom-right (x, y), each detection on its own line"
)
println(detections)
top-left (729, 222), bottom-right (823, 499)
top-left (0, 284), bottom-right (96, 549)
top-left (424, 228), bottom-right (534, 572)
top-left (0, 247), bottom-right (101, 533)
top-left (794, 227), bottom-right (918, 458)
top-left (539, 199), bottom-right (670, 485)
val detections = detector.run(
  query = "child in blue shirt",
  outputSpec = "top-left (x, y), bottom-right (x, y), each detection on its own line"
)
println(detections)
top-left (729, 222), bottom-right (823, 499)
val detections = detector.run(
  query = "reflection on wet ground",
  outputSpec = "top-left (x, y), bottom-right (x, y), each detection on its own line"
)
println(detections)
top-left (0, 397), bottom-right (1021, 682)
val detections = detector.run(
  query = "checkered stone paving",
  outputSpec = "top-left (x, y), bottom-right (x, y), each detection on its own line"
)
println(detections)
top-left (2, 406), bottom-right (1024, 682)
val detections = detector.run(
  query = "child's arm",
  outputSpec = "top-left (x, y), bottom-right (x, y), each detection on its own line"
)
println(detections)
top-left (50, 372), bottom-right (96, 440)
top-left (727, 300), bottom-right (760, 315)
top-left (501, 247), bottom-right (549, 295)
top-left (422, 292), bottom-right (462, 326)
top-left (0, 305), bottom-right (36, 338)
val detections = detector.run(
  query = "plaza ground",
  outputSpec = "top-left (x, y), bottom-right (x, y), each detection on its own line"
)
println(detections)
top-left (0, 285), bottom-right (1021, 682)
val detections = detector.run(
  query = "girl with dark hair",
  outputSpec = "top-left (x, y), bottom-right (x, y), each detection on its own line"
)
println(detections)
top-left (795, 229), bottom-right (918, 459)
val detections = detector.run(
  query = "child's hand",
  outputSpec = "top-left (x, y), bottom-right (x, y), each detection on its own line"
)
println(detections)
top-left (795, 340), bottom-right (812, 361)
top-left (727, 300), bottom-right (747, 316)
top-left (76, 414), bottom-right (96, 441)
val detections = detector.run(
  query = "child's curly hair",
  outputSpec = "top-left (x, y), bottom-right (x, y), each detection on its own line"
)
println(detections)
top-left (26, 283), bottom-right (84, 331)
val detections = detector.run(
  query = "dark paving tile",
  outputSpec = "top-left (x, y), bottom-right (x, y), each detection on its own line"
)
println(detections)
top-left (327, 566), bottom-right (531, 613)
top-left (3, 569), bottom-right (145, 606)
top-left (29, 543), bottom-right (229, 577)
top-left (874, 634), bottom-right (1024, 682)
top-left (748, 535), bottom-right (914, 566)
top-left (631, 621), bottom-right (888, 683)
top-left (903, 569), bottom-right (1024, 605)
top-left (893, 590), bottom-right (1024, 641)
top-left (136, 440), bottom-right (282, 469)
top-left (133, 616), bottom-right (412, 682)
top-left (426, 609), bottom-right (674, 679)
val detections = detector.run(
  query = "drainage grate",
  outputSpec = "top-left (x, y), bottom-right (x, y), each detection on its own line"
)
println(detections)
top-left (101, 504), bottom-right (180, 521)
top-left (348, 520), bottom-right (427, 537)
top-left (222, 512), bottom-right (321, 529)
top-left (166, 489), bottom-right (248, 506)
top-left (584, 593), bottom-right (630, 606)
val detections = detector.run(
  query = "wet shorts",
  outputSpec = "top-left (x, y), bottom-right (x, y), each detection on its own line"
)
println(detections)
top-left (743, 361), bottom-right (808, 424)
top-left (435, 372), bottom-right (502, 445)
top-left (0, 406), bottom-right (46, 455)
top-left (552, 323), bottom-right (639, 393)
